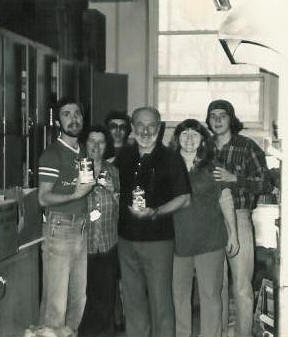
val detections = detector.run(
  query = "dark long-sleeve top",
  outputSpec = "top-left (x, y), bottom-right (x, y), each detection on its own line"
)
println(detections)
top-left (116, 143), bottom-right (191, 241)
top-left (213, 134), bottom-right (273, 209)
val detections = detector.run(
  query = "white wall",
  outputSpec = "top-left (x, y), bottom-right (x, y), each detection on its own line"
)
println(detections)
top-left (89, 0), bottom-right (148, 114)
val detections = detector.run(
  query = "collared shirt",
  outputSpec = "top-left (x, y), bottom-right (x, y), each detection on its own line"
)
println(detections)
top-left (213, 134), bottom-right (272, 210)
top-left (174, 165), bottom-right (229, 256)
top-left (87, 160), bottom-right (120, 254)
top-left (116, 143), bottom-right (191, 241)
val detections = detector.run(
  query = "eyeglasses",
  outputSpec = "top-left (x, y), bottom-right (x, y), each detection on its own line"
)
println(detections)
top-left (134, 123), bottom-right (159, 134)
top-left (108, 122), bottom-right (127, 132)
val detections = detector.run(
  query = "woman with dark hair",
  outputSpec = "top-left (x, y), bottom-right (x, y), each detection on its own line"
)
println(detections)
top-left (172, 119), bottom-right (239, 337)
top-left (79, 125), bottom-right (120, 337)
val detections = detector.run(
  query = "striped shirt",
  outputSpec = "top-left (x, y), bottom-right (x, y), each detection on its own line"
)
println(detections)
top-left (38, 138), bottom-right (87, 214)
top-left (87, 160), bottom-right (120, 254)
top-left (213, 134), bottom-right (272, 210)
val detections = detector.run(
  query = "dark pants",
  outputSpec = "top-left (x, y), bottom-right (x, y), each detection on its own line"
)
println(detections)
top-left (79, 245), bottom-right (118, 337)
top-left (118, 238), bottom-right (175, 337)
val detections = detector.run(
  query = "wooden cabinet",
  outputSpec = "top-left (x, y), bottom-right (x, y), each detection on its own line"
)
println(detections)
top-left (0, 0), bottom-right (87, 61)
top-left (82, 9), bottom-right (106, 71)
top-left (0, 30), bottom-right (60, 190)
top-left (0, 244), bottom-right (40, 337)
top-left (91, 72), bottom-right (128, 125)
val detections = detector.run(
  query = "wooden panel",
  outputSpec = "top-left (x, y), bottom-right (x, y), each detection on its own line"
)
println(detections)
top-left (34, 0), bottom-right (86, 60)
top-left (0, 200), bottom-right (18, 262)
top-left (60, 59), bottom-right (78, 99)
top-left (27, 46), bottom-right (37, 187)
top-left (19, 188), bottom-right (42, 247)
top-left (5, 135), bottom-right (24, 188)
top-left (79, 63), bottom-right (92, 129)
top-left (0, 0), bottom-right (37, 41)
top-left (4, 38), bottom-right (23, 136)
top-left (0, 0), bottom-right (87, 60)
top-left (91, 72), bottom-right (128, 125)
top-left (36, 50), bottom-right (59, 158)
top-left (0, 36), bottom-right (3, 189)
top-left (82, 9), bottom-right (106, 71)
top-left (3, 38), bottom-right (25, 188)
top-left (0, 245), bottom-right (40, 337)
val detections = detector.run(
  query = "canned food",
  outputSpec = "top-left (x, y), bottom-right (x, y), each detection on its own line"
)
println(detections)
top-left (132, 185), bottom-right (146, 210)
top-left (79, 158), bottom-right (94, 184)
top-left (97, 170), bottom-right (108, 186)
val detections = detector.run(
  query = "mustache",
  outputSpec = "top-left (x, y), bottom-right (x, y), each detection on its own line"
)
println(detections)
top-left (68, 122), bottom-right (80, 128)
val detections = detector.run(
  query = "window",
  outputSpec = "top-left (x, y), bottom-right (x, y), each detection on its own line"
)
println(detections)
top-left (158, 77), bottom-right (263, 125)
top-left (151, 0), bottom-right (263, 126)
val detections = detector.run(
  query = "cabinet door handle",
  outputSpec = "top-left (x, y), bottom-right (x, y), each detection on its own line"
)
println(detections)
top-left (0, 276), bottom-right (7, 300)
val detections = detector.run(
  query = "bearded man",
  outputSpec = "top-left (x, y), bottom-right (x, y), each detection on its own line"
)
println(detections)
top-left (38, 97), bottom-right (94, 337)
top-left (116, 106), bottom-right (191, 337)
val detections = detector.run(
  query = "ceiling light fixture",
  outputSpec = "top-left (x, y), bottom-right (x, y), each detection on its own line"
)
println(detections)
top-left (213, 0), bottom-right (231, 11)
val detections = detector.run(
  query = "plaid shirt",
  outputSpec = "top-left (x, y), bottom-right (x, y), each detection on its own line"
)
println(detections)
top-left (87, 160), bottom-right (120, 254)
top-left (213, 134), bottom-right (272, 210)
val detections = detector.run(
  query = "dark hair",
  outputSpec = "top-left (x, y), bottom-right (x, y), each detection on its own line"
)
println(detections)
top-left (55, 97), bottom-right (84, 121)
top-left (206, 99), bottom-right (243, 134)
top-left (173, 119), bottom-right (213, 168)
top-left (131, 106), bottom-right (161, 124)
top-left (84, 124), bottom-right (115, 160)
top-left (104, 110), bottom-right (132, 139)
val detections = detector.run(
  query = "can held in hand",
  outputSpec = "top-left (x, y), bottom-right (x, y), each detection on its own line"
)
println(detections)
top-left (132, 185), bottom-right (146, 210)
top-left (97, 170), bottom-right (108, 186)
top-left (79, 158), bottom-right (94, 184)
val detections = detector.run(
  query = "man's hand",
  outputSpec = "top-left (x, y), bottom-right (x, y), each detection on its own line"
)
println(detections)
top-left (128, 206), bottom-right (155, 219)
top-left (226, 234), bottom-right (240, 258)
top-left (213, 166), bottom-right (237, 182)
top-left (73, 179), bottom-right (95, 199)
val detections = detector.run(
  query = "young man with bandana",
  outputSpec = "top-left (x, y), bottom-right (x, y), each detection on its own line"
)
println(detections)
top-left (206, 99), bottom-right (272, 337)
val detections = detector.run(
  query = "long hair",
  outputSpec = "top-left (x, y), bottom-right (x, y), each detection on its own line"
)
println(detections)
top-left (206, 99), bottom-right (243, 134)
top-left (172, 119), bottom-right (213, 169)
top-left (83, 124), bottom-right (115, 160)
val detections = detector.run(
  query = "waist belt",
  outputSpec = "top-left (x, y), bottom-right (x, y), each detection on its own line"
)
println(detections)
top-left (46, 211), bottom-right (86, 222)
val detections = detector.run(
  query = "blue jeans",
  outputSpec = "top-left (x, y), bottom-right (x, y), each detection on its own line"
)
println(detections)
top-left (40, 211), bottom-right (87, 334)
top-left (222, 209), bottom-right (254, 337)
top-left (173, 249), bottom-right (225, 337)
top-left (118, 237), bottom-right (175, 337)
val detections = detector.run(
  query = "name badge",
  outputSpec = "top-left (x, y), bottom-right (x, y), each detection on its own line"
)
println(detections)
top-left (90, 209), bottom-right (101, 221)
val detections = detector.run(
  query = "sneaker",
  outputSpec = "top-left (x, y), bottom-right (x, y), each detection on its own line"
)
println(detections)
top-left (35, 327), bottom-right (58, 337)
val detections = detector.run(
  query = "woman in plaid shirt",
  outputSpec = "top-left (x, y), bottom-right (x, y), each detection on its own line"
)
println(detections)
top-left (79, 125), bottom-right (120, 337)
